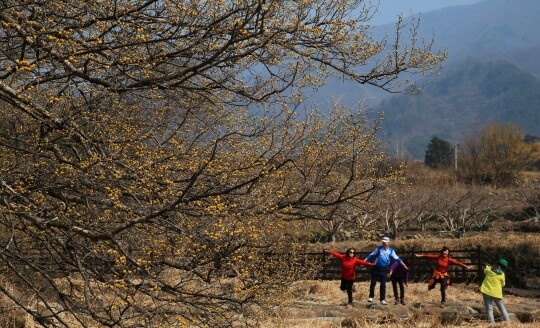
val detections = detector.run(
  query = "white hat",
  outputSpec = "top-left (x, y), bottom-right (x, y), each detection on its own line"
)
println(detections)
top-left (381, 237), bottom-right (390, 243)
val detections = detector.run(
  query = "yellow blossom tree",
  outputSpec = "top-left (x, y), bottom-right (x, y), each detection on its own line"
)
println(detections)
top-left (0, 0), bottom-right (445, 326)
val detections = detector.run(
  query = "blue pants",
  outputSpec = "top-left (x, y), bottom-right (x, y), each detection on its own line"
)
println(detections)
top-left (483, 293), bottom-right (510, 322)
top-left (369, 266), bottom-right (388, 301)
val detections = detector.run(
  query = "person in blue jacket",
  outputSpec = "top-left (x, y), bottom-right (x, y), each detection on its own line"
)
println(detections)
top-left (364, 237), bottom-right (408, 305)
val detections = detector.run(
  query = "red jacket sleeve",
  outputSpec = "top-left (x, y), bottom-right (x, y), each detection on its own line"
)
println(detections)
top-left (354, 258), bottom-right (374, 267)
top-left (325, 250), bottom-right (345, 261)
top-left (420, 254), bottom-right (439, 260)
top-left (449, 257), bottom-right (468, 268)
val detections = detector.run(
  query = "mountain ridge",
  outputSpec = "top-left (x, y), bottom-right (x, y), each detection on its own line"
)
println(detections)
top-left (307, 0), bottom-right (540, 160)
top-left (378, 58), bottom-right (540, 159)
top-left (370, 0), bottom-right (540, 159)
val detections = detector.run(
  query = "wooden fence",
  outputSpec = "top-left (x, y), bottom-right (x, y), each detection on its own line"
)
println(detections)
top-left (309, 246), bottom-right (501, 285)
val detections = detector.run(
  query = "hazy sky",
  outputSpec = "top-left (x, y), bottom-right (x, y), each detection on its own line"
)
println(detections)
top-left (372, 0), bottom-right (485, 25)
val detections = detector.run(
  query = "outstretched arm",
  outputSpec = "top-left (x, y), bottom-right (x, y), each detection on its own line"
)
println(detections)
top-left (449, 257), bottom-right (470, 270)
top-left (400, 261), bottom-right (409, 270)
top-left (388, 261), bottom-right (399, 276)
top-left (365, 247), bottom-right (378, 262)
top-left (354, 258), bottom-right (374, 267)
top-left (324, 249), bottom-right (344, 260)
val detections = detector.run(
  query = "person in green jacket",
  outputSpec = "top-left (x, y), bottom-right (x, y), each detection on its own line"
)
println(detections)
top-left (480, 258), bottom-right (511, 323)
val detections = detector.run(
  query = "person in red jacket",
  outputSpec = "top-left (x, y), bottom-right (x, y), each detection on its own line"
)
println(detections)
top-left (415, 246), bottom-right (470, 307)
top-left (325, 248), bottom-right (374, 307)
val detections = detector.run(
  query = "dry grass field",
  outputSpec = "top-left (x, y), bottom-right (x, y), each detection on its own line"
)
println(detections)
top-left (3, 171), bottom-right (538, 327)
top-left (265, 229), bottom-right (540, 328)
top-left (6, 232), bottom-right (537, 327)
top-left (265, 280), bottom-right (540, 328)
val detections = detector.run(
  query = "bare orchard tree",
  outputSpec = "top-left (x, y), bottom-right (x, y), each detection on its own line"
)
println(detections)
top-left (369, 184), bottom-right (409, 239)
top-left (427, 186), bottom-right (507, 238)
top-left (368, 183), bottom-right (433, 239)
top-left (0, 0), bottom-right (445, 326)
top-left (285, 107), bottom-right (405, 243)
top-left (355, 212), bottom-right (379, 240)
top-left (411, 186), bottom-right (440, 232)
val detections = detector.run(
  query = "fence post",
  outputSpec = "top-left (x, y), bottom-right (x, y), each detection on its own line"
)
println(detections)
top-left (322, 249), bottom-right (327, 280)
top-left (477, 245), bottom-right (482, 267)
top-left (476, 245), bottom-right (483, 279)
top-left (411, 246), bottom-right (416, 282)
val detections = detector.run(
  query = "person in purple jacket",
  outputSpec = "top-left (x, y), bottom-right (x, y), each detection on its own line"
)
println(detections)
top-left (389, 258), bottom-right (409, 305)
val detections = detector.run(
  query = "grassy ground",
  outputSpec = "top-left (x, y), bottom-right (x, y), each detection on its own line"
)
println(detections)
top-left (266, 280), bottom-right (540, 328)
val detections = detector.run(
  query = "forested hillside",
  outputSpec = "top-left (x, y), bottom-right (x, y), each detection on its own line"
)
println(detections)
top-left (378, 59), bottom-right (540, 159)
top-left (310, 0), bottom-right (540, 160)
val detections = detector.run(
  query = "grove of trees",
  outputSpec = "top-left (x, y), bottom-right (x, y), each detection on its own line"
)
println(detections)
top-left (0, 0), bottom-right (446, 326)
top-left (458, 122), bottom-right (536, 185)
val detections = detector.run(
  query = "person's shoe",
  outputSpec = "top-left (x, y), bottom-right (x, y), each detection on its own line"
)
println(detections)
top-left (368, 298), bottom-right (373, 302)
top-left (380, 300), bottom-right (388, 305)
top-left (440, 301), bottom-right (445, 308)
top-left (401, 299), bottom-right (406, 305)
top-left (346, 303), bottom-right (353, 308)
top-left (394, 298), bottom-right (399, 305)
